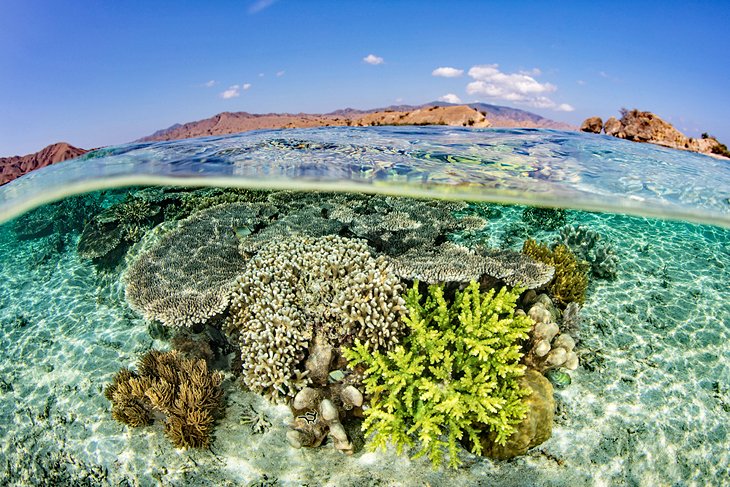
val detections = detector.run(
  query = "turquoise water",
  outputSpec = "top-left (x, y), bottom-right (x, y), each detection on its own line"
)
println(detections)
top-left (0, 127), bottom-right (728, 486)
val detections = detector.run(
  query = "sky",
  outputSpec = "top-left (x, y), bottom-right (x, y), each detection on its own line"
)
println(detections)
top-left (1, 0), bottom-right (729, 155)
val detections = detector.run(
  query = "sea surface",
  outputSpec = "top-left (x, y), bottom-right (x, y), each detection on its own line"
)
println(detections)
top-left (0, 126), bottom-right (728, 486)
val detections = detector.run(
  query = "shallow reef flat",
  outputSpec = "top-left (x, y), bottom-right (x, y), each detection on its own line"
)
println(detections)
top-left (0, 188), bottom-right (728, 486)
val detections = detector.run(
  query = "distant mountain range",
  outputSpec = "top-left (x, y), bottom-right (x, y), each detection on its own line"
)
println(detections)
top-left (0, 102), bottom-right (573, 185)
top-left (0, 142), bottom-right (88, 185)
top-left (138, 102), bottom-right (574, 142)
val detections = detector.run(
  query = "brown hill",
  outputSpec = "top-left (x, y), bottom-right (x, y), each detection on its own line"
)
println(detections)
top-left (0, 142), bottom-right (88, 185)
top-left (140, 103), bottom-right (570, 142)
top-left (353, 105), bottom-right (491, 127)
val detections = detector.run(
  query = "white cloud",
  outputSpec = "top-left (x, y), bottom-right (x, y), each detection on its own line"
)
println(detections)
top-left (518, 68), bottom-right (542, 76)
top-left (258, 72), bottom-right (265, 77)
top-left (248, 0), bottom-right (277, 14)
top-left (276, 70), bottom-right (285, 77)
top-left (465, 64), bottom-right (571, 111)
top-left (220, 85), bottom-right (240, 99)
top-left (556, 103), bottom-right (575, 112)
top-left (439, 93), bottom-right (462, 104)
top-left (432, 67), bottom-right (463, 78)
top-left (242, 83), bottom-right (252, 90)
top-left (577, 79), bottom-right (586, 86)
top-left (204, 80), bottom-right (216, 88)
top-left (363, 54), bottom-right (384, 65)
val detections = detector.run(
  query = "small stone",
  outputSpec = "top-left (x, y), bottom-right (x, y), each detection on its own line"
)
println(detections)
top-left (341, 385), bottom-right (364, 408)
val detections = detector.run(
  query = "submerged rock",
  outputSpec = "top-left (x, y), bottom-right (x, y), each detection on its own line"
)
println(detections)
top-left (479, 369), bottom-right (555, 459)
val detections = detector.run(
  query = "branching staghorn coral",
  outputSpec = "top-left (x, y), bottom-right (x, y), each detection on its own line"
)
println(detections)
top-left (124, 201), bottom-right (277, 328)
top-left (105, 350), bottom-right (224, 449)
top-left (226, 235), bottom-right (405, 402)
top-left (556, 224), bottom-right (618, 280)
top-left (344, 280), bottom-right (532, 469)
top-left (522, 239), bottom-right (589, 308)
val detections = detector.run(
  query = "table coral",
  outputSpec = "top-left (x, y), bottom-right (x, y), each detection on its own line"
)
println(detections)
top-left (344, 280), bottom-right (532, 468)
top-left (389, 242), bottom-right (554, 288)
top-left (123, 201), bottom-right (277, 328)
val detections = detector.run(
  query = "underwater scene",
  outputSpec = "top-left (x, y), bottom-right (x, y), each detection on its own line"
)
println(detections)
top-left (0, 127), bottom-right (728, 486)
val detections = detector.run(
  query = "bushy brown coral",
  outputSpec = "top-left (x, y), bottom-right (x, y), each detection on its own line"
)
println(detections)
top-left (522, 239), bottom-right (588, 307)
top-left (105, 350), bottom-right (224, 449)
top-left (226, 235), bottom-right (405, 402)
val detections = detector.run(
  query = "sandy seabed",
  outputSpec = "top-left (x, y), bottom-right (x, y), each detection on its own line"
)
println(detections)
top-left (0, 204), bottom-right (728, 487)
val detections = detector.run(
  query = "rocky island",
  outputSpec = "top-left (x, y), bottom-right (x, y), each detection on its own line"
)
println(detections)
top-left (581, 109), bottom-right (729, 158)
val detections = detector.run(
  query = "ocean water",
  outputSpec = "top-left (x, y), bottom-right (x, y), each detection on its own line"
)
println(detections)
top-left (0, 127), bottom-right (728, 486)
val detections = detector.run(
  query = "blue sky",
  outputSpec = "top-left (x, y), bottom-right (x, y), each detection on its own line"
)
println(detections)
top-left (1, 0), bottom-right (728, 155)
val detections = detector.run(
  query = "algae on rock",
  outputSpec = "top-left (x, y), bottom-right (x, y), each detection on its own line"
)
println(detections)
top-left (344, 280), bottom-right (532, 468)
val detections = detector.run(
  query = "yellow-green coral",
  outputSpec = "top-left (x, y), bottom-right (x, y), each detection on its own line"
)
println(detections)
top-left (344, 280), bottom-right (532, 468)
top-left (522, 239), bottom-right (589, 307)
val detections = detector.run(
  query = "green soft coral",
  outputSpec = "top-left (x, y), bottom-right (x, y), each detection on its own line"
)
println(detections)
top-left (344, 280), bottom-right (532, 468)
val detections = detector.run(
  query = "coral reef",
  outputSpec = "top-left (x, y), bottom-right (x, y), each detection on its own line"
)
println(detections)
top-left (521, 293), bottom-right (579, 373)
top-left (478, 369), bottom-right (555, 459)
top-left (104, 350), bottom-right (224, 449)
top-left (285, 334), bottom-right (366, 454)
top-left (522, 239), bottom-right (589, 308)
top-left (560, 301), bottom-right (583, 339)
top-left (556, 224), bottom-right (618, 280)
top-left (226, 235), bottom-right (405, 402)
top-left (521, 206), bottom-right (569, 231)
top-left (124, 201), bottom-right (277, 328)
top-left (77, 187), bottom-right (272, 266)
top-left (13, 194), bottom-right (101, 240)
top-left (389, 242), bottom-right (554, 288)
top-left (78, 197), bottom-right (162, 264)
top-left (344, 281), bottom-right (532, 468)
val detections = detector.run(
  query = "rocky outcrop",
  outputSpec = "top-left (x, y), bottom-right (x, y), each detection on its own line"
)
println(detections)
top-left (579, 116), bottom-right (603, 134)
top-left (0, 142), bottom-right (88, 185)
top-left (603, 116), bottom-right (621, 137)
top-left (581, 109), bottom-right (729, 158)
top-left (354, 105), bottom-right (491, 128)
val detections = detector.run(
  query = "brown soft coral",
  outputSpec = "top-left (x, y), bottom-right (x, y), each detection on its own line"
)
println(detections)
top-left (522, 239), bottom-right (589, 308)
top-left (105, 350), bottom-right (224, 449)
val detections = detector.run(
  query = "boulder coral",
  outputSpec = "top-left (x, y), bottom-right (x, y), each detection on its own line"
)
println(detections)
top-left (478, 369), bottom-right (555, 459)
